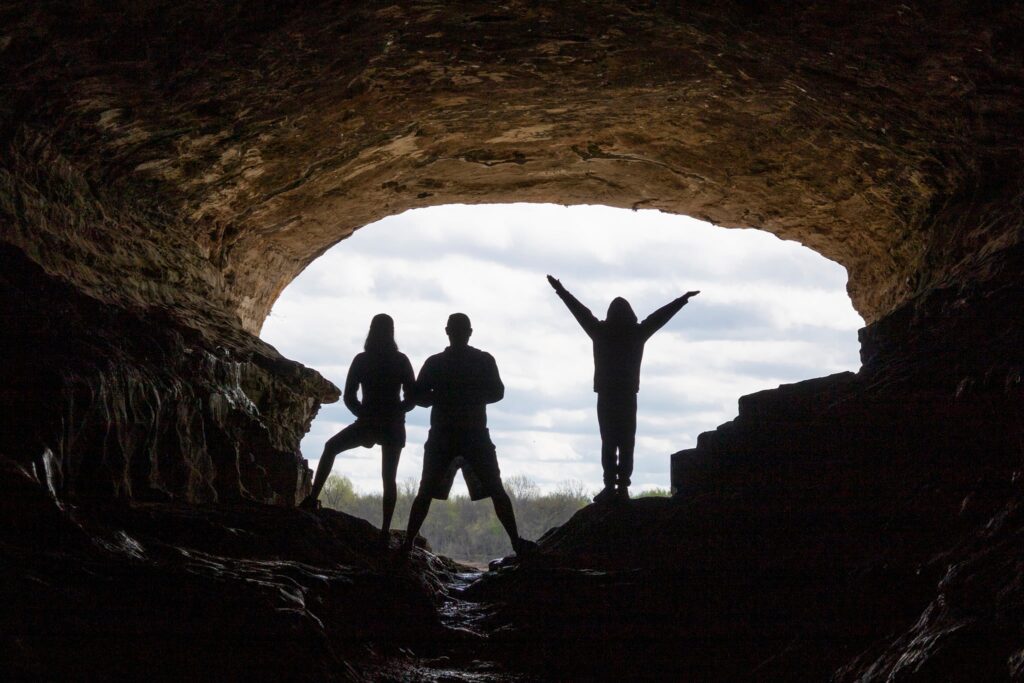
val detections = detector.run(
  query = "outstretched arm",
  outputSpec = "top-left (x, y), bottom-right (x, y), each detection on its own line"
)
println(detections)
top-left (547, 275), bottom-right (599, 336)
top-left (639, 290), bottom-right (700, 340)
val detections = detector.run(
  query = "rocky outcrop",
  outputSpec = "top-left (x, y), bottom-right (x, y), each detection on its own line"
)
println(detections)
top-left (656, 250), bottom-right (1022, 678)
top-left (477, 336), bottom-right (1021, 679)
top-left (0, 244), bottom-right (337, 504)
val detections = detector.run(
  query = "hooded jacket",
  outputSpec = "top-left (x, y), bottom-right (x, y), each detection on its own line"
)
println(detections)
top-left (554, 290), bottom-right (689, 393)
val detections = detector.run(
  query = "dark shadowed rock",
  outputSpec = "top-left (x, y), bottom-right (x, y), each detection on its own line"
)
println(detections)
top-left (0, 455), bottom-right (494, 682)
top-left (0, 244), bottom-right (338, 504)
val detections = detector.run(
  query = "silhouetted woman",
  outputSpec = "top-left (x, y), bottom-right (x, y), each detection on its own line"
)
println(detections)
top-left (300, 314), bottom-right (416, 541)
top-left (547, 275), bottom-right (698, 502)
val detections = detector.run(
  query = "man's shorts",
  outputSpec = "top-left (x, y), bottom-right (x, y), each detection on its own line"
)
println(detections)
top-left (419, 428), bottom-right (503, 501)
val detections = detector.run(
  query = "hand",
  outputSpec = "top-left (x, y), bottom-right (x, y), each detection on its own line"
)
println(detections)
top-left (547, 275), bottom-right (563, 291)
top-left (682, 290), bottom-right (700, 302)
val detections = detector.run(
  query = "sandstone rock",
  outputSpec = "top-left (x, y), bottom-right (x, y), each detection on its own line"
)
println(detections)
top-left (2, 1), bottom-right (1022, 331)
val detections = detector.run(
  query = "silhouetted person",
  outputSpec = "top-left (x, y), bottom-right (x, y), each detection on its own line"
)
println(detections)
top-left (548, 276), bottom-right (699, 502)
top-left (300, 314), bottom-right (415, 543)
top-left (401, 313), bottom-right (534, 556)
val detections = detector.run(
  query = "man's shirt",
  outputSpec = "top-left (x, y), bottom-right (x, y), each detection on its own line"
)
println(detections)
top-left (415, 345), bottom-right (504, 431)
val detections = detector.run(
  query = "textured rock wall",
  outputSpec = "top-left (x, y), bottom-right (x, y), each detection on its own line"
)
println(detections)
top-left (3, 0), bottom-right (1022, 329)
top-left (0, 458), bottom-right (460, 682)
top-left (0, 243), bottom-right (337, 504)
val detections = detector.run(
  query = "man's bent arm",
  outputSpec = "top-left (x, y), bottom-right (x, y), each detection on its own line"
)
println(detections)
top-left (480, 354), bottom-right (505, 404)
top-left (414, 359), bottom-right (436, 407)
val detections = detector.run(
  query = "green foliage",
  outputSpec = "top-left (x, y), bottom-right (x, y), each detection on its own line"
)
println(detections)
top-left (319, 474), bottom-right (357, 510)
top-left (636, 487), bottom-right (671, 498)
top-left (319, 474), bottom-right (591, 562)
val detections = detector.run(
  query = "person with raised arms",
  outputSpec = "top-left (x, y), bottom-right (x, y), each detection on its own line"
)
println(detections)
top-left (548, 276), bottom-right (699, 503)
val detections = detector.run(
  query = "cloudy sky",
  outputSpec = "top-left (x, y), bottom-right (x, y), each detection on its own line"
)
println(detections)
top-left (261, 203), bottom-right (863, 496)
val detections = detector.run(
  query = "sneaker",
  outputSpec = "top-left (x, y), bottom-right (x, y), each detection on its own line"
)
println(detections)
top-left (616, 486), bottom-right (630, 501)
top-left (298, 496), bottom-right (321, 511)
top-left (593, 486), bottom-right (616, 503)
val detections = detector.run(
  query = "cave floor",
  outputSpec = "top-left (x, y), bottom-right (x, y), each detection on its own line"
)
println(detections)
top-left (7, 424), bottom-right (1024, 682)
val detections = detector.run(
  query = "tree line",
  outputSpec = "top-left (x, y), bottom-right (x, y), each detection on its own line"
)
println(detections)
top-left (319, 474), bottom-right (669, 563)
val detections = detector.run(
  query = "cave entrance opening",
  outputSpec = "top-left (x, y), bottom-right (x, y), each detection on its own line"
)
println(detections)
top-left (260, 202), bottom-right (862, 560)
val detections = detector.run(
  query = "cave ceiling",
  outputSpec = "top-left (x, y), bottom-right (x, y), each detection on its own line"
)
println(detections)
top-left (2, 1), bottom-right (1022, 332)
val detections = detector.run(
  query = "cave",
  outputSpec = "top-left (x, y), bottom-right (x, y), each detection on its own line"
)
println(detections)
top-left (2, 2), bottom-right (1022, 680)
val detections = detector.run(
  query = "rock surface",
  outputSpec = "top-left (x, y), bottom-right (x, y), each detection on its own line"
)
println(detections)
top-left (0, 455), bottom-right (499, 682)
top-left (2, 1), bottom-right (1024, 681)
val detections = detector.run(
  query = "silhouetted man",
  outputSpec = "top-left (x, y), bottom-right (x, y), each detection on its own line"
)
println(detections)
top-left (548, 275), bottom-right (699, 503)
top-left (401, 313), bottom-right (534, 555)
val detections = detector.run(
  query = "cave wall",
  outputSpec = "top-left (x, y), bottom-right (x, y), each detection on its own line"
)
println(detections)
top-left (0, 130), bottom-right (338, 503)
top-left (0, 242), bottom-right (338, 504)
top-left (1, 0), bottom-right (1022, 504)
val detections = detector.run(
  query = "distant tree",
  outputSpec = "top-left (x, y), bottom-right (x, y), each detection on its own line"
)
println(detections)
top-left (504, 473), bottom-right (540, 501)
top-left (319, 475), bottom-right (357, 511)
top-left (555, 479), bottom-right (588, 500)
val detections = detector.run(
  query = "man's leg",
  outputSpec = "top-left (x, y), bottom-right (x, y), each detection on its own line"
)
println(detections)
top-left (601, 442), bottom-right (618, 486)
top-left (402, 491), bottom-right (433, 551)
top-left (490, 487), bottom-right (520, 546)
top-left (617, 441), bottom-right (635, 498)
top-left (402, 432), bottom-right (452, 551)
top-left (491, 487), bottom-right (536, 555)
top-left (380, 444), bottom-right (401, 537)
top-left (467, 435), bottom-right (533, 555)
top-left (301, 423), bottom-right (364, 508)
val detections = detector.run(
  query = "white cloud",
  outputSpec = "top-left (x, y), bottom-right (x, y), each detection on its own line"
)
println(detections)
top-left (262, 204), bottom-right (863, 496)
